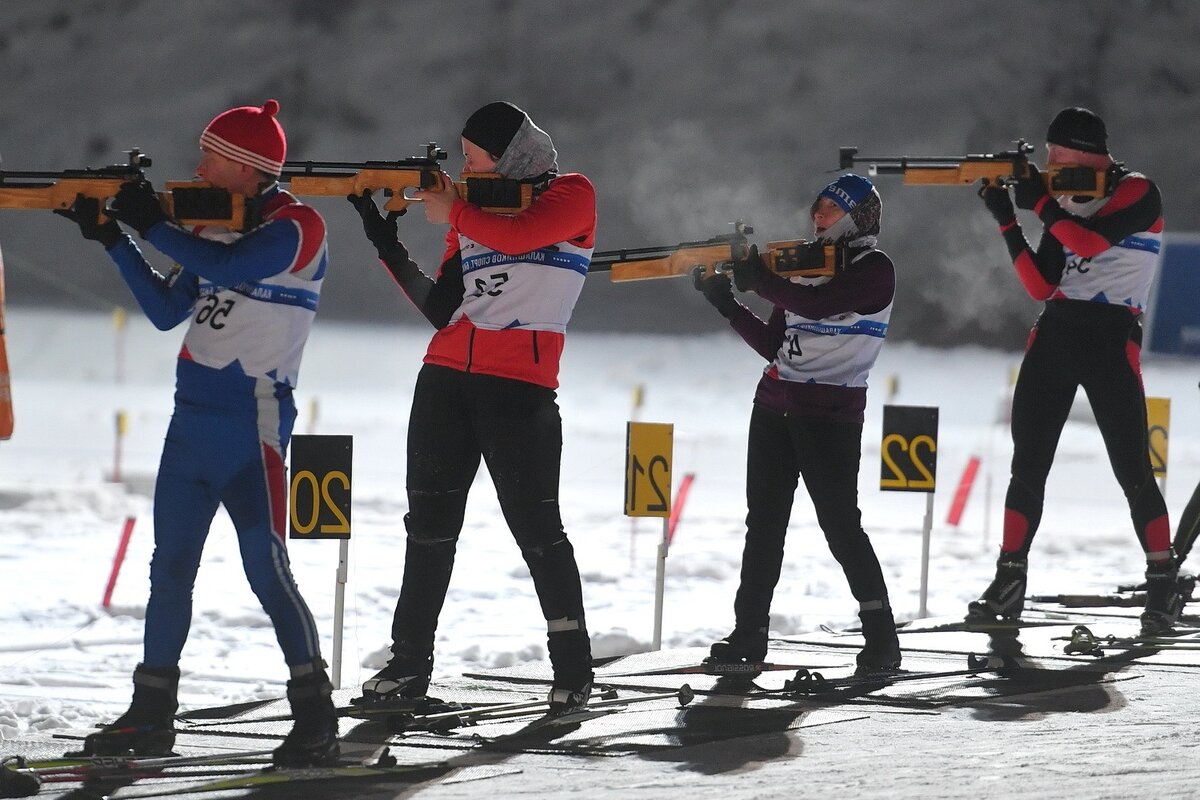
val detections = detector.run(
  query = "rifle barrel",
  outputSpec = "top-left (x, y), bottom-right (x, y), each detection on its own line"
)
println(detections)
top-left (0, 168), bottom-right (141, 180)
top-left (280, 159), bottom-right (444, 176)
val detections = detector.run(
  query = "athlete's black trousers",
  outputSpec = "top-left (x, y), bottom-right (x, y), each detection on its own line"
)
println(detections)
top-left (733, 404), bottom-right (890, 632)
top-left (390, 364), bottom-right (591, 683)
top-left (1004, 301), bottom-right (1167, 557)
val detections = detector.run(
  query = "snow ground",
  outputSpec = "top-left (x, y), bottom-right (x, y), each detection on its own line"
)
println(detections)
top-left (2, 306), bottom-right (1199, 786)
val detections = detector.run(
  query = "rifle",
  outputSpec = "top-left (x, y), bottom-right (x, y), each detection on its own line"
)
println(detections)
top-left (590, 221), bottom-right (838, 282)
top-left (0, 149), bottom-right (151, 224)
top-left (280, 142), bottom-right (533, 215)
top-left (0, 149), bottom-right (247, 228)
top-left (838, 140), bottom-right (1109, 197)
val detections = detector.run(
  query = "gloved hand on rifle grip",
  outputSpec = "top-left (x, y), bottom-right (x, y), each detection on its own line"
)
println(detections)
top-left (732, 244), bottom-right (766, 292)
top-left (108, 178), bottom-right (168, 238)
top-left (977, 181), bottom-right (1016, 226)
top-left (692, 266), bottom-right (738, 318)
top-left (1013, 162), bottom-right (1050, 211)
top-left (54, 194), bottom-right (122, 249)
top-left (347, 190), bottom-right (408, 262)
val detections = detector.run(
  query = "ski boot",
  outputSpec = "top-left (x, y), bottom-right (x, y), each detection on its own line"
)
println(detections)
top-left (357, 643), bottom-right (433, 704)
top-left (704, 627), bottom-right (768, 678)
top-left (855, 606), bottom-right (902, 676)
top-left (547, 679), bottom-right (593, 716)
top-left (70, 664), bottom-right (179, 757)
top-left (1140, 561), bottom-right (1183, 637)
top-left (273, 663), bottom-right (340, 768)
top-left (545, 615), bottom-right (594, 716)
top-left (966, 556), bottom-right (1028, 623)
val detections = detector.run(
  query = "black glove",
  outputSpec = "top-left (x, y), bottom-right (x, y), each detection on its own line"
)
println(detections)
top-left (108, 178), bottom-right (167, 237)
top-left (347, 190), bottom-right (407, 261)
top-left (731, 244), bottom-right (766, 292)
top-left (53, 194), bottom-right (122, 248)
top-left (692, 267), bottom-right (738, 317)
top-left (978, 181), bottom-right (1016, 226)
top-left (1013, 162), bottom-right (1050, 211)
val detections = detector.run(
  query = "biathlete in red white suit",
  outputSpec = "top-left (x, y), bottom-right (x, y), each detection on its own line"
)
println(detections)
top-left (56, 100), bottom-right (338, 767)
top-left (970, 106), bottom-right (1177, 637)
top-left (693, 173), bottom-right (903, 676)
top-left (347, 101), bottom-right (596, 713)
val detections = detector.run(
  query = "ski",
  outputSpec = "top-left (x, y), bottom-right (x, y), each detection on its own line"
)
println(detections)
top-left (182, 694), bottom-right (462, 728)
top-left (821, 617), bottom-right (1065, 636)
top-left (604, 660), bottom-right (820, 678)
top-left (394, 686), bottom-right (619, 733)
top-left (470, 707), bottom-right (624, 746)
top-left (472, 684), bottom-right (693, 724)
top-left (464, 683), bottom-right (694, 745)
top-left (1060, 624), bottom-right (1200, 656)
top-left (83, 749), bottom-right (449, 799)
top-left (1030, 593), bottom-right (1145, 608)
top-left (780, 653), bottom-right (1016, 698)
top-left (899, 619), bottom-right (1063, 634)
top-left (0, 750), bottom-right (276, 798)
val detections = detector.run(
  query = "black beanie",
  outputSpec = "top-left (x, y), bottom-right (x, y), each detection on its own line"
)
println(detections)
top-left (1046, 107), bottom-right (1108, 154)
top-left (461, 101), bottom-right (527, 159)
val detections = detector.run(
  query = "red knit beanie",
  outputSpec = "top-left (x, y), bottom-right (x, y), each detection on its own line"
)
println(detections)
top-left (200, 99), bottom-right (287, 175)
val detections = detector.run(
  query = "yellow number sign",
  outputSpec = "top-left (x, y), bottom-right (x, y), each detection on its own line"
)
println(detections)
top-left (289, 434), bottom-right (353, 539)
top-left (880, 406), bottom-right (938, 493)
top-left (1146, 396), bottom-right (1170, 477)
top-left (625, 422), bottom-right (673, 518)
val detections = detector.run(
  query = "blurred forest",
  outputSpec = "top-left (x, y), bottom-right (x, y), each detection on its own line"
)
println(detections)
top-left (1, 0), bottom-right (1198, 347)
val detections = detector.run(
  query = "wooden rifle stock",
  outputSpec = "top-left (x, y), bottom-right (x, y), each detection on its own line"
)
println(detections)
top-left (0, 148), bottom-right (151, 224)
top-left (0, 150), bottom-right (248, 228)
top-left (591, 223), bottom-right (837, 282)
top-left (280, 143), bottom-right (532, 215)
top-left (0, 177), bottom-right (130, 223)
top-left (838, 140), bottom-right (1108, 197)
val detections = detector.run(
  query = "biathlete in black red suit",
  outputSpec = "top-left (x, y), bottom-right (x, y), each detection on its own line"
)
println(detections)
top-left (347, 102), bottom-right (596, 713)
top-left (970, 107), bottom-right (1178, 636)
top-left (693, 174), bottom-right (903, 675)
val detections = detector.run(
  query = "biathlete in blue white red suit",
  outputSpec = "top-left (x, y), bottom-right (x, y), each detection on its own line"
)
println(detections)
top-left (56, 100), bottom-right (339, 767)
top-left (970, 107), bottom-right (1176, 637)
top-left (346, 102), bottom-right (596, 713)
top-left (693, 174), bottom-right (903, 676)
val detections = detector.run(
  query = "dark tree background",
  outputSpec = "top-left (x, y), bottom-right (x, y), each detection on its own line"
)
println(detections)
top-left (2, 0), bottom-right (1197, 348)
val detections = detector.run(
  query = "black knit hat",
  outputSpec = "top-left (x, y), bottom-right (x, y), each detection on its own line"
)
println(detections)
top-left (461, 101), bottom-right (527, 159)
top-left (1046, 107), bottom-right (1108, 154)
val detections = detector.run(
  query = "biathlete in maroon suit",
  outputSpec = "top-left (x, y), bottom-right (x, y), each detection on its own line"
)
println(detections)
top-left (55, 101), bottom-right (339, 767)
top-left (347, 102), bottom-right (596, 713)
top-left (970, 107), bottom-right (1178, 636)
top-left (693, 173), bottom-right (903, 676)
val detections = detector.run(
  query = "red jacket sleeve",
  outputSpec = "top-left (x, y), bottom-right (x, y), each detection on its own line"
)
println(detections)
top-left (448, 173), bottom-right (596, 254)
top-left (1034, 174), bottom-right (1163, 258)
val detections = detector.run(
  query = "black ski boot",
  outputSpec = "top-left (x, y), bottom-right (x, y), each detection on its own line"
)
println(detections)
top-left (856, 606), bottom-right (902, 676)
top-left (357, 643), bottom-right (433, 703)
top-left (546, 615), bottom-right (594, 716)
top-left (547, 679), bottom-right (593, 716)
top-left (273, 664), bottom-right (340, 768)
top-left (966, 556), bottom-right (1028, 622)
top-left (72, 664), bottom-right (179, 757)
top-left (704, 627), bottom-right (768, 665)
top-left (1140, 560), bottom-right (1183, 637)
